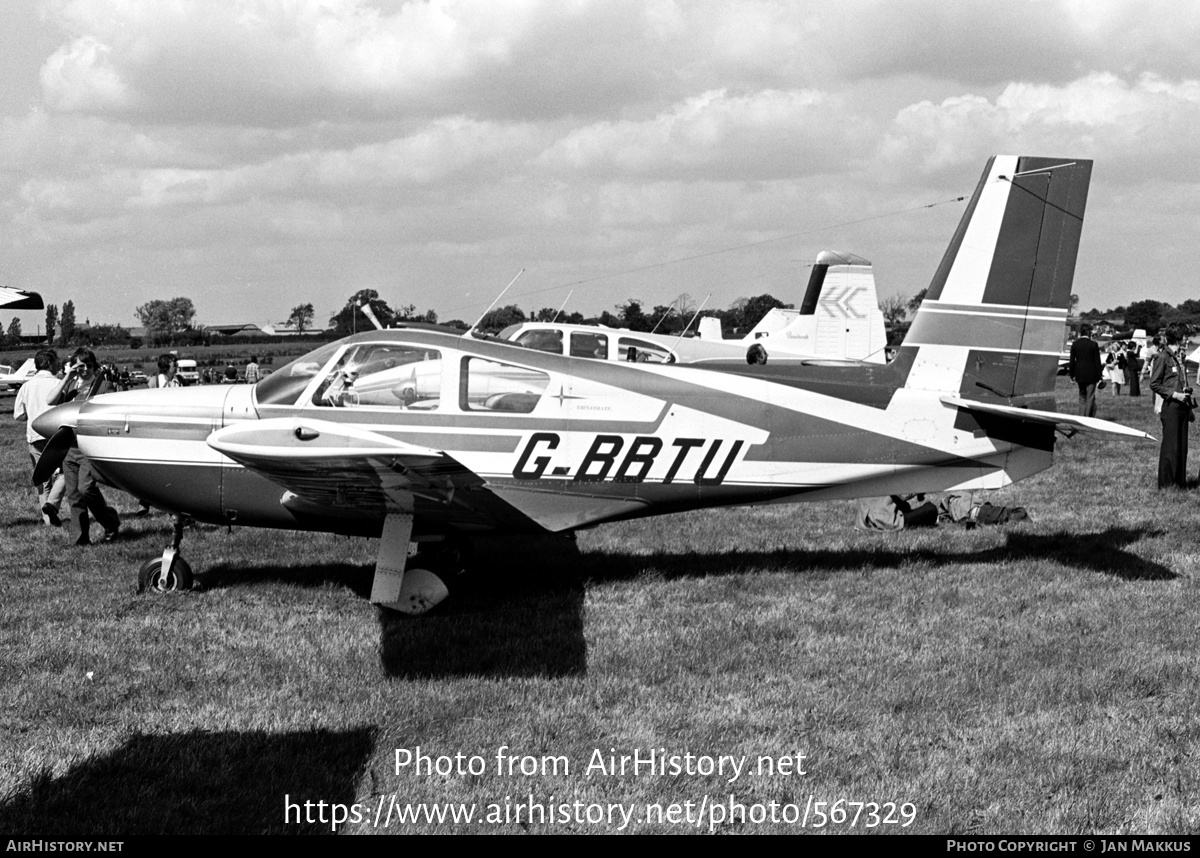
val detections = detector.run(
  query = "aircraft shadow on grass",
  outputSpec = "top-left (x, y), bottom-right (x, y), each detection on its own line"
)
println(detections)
top-left (195, 544), bottom-right (590, 680)
top-left (578, 526), bottom-right (1174, 584)
top-left (191, 525), bottom-right (1168, 680)
top-left (0, 726), bottom-right (376, 835)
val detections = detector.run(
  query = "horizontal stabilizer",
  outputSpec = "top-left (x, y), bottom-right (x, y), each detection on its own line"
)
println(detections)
top-left (940, 396), bottom-right (1155, 440)
top-left (0, 286), bottom-right (44, 310)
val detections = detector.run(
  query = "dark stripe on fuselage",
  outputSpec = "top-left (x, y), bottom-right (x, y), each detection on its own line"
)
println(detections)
top-left (799, 263), bottom-right (827, 314)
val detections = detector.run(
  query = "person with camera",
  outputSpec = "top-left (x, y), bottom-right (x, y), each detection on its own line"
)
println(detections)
top-left (1148, 328), bottom-right (1193, 489)
top-left (47, 347), bottom-right (121, 545)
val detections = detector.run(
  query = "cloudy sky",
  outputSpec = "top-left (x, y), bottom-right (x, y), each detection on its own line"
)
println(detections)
top-left (2, 0), bottom-right (1198, 333)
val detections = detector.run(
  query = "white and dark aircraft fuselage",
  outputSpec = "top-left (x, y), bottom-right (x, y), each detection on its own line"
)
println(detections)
top-left (34, 156), bottom-right (1149, 612)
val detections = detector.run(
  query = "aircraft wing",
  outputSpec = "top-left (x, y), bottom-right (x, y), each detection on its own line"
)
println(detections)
top-left (940, 396), bottom-right (1155, 440)
top-left (208, 416), bottom-right (651, 531)
top-left (208, 417), bottom-right (485, 514)
top-left (0, 286), bottom-right (44, 310)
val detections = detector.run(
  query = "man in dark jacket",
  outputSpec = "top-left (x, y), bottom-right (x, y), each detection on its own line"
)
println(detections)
top-left (1148, 328), bottom-right (1192, 489)
top-left (1068, 323), bottom-right (1103, 417)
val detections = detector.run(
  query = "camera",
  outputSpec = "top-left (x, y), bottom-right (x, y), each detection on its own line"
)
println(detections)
top-left (1183, 388), bottom-right (1195, 409)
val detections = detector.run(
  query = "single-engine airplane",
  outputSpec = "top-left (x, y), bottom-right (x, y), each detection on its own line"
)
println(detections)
top-left (498, 250), bottom-right (888, 365)
top-left (34, 156), bottom-right (1151, 614)
top-left (0, 358), bottom-right (37, 391)
top-left (0, 287), bottom-right (46, 391)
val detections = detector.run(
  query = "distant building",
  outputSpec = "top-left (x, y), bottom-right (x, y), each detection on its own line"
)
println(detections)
top-left (201, 322), bottom-right (316, 338)
top-left (205, 323), bottom-right (267, 337)
top-left (264, 322), bottom-right (308, 336)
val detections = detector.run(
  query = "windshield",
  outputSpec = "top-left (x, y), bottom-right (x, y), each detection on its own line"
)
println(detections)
top-left (254, 341), bottom-right (343, 406)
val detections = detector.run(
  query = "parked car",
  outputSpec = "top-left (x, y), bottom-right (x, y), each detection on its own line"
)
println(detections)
top-left (128, 371), bottom-right (148, 385)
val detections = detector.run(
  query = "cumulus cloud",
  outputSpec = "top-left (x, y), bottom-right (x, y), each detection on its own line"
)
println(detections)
top-left (536, 88), bottom-right (871, 181)
top-left (39, 0), bottom-right (686, 123)
top-left (36, 1), bottom-right (1200, 124)
top-left (879, 73), bottom-right (1200, 181)
top-left (6, 0), bottom-right (1200, 322)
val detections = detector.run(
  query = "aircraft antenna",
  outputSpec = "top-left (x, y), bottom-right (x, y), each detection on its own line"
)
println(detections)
top-left (649, 296), bottom-right (680, 334)
top-left (464, 268), bottom-right (525, 338)
top-left (668, 293), bottom-right (711, 353)
top-left (550, 290), bottom-right (574, 323)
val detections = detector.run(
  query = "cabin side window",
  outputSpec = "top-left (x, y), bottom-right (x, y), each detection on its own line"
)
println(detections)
top-left (570, 332), bottom-right (608, 359)
top-left (513, 329), bottom-right (564, 354)
top-left (459, 357), bottom-right (550, 414)
top-left (617, 337), bottom-right (674, 364)
top-left (311, 344), bottom-right (442, 410)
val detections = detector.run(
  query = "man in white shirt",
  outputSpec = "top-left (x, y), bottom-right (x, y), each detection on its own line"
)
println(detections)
top-left (13, 349), bottom-right (65, 526)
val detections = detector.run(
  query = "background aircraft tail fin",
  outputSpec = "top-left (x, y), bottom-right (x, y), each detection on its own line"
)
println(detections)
top-left (898, 156), bottom-right (1092, 407)
top-left (809, 251), bottom-right (887, 363)
top-left (746, 250), bottom-right (888, 362)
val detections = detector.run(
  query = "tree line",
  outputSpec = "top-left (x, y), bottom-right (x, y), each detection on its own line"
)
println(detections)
top-left (4, 284), bottom-right (957, 352)
top-left (321, 288), bottom-right (797, 339)
top-left (1077, 299), bottom-right (1200, 334)
top-left (0, 299), bottom-right (101, 349)
top-left (8, 283), bottom-right (1185, 353)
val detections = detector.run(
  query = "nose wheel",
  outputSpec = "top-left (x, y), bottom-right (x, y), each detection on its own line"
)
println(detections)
top-left (138, 552), bottom-right (193, 593)
top-left (137, 513), bottom-right (194, 594)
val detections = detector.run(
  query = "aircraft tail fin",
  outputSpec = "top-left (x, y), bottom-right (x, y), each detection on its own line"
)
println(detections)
top-left (898, 156), bottom-right (1091, 407)
top-left (696, 316), bottom-right (723, 340)
top-left (809, 251), bottom-right (887, 363)
top-left (746, 250), bottom-right (888, 362)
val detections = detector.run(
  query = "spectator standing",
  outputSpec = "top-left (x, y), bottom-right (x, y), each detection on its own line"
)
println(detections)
top-left (13, 349), bottom-right (65, 527)
top-left (1148, 329), bottom-right (1193, 489)
top-left (1067, 323), bottom-right (1103, 417)
top-left (47, 348), bottom-right (120, 544)
top-left (1126, 342), bottom-right (1142, 397)
top-left (1104, 342), bottom-right (1126, 396)
top-left (147, 353), bottom-right (180, 389)
top-left (244, 355), bottom-right (261, 385)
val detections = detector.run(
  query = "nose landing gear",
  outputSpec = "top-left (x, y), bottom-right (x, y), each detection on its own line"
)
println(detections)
top-left (137, 514), bottom-right (194, 593)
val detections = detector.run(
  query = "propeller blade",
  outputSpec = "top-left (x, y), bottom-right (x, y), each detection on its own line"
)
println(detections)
top-left (33, 427), bottom-right (75, 485)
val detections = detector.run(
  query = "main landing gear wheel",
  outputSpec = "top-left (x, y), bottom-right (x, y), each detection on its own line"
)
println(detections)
top-left (137, 555), bottom-right (193, 593)
top-left (389, 562), bottom-right (450, 616)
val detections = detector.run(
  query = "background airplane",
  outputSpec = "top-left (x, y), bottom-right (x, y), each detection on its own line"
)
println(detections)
top-left (35, 155), bottom-right (1149, 617)
top-left (0, 287), bottom-right (44, 392)
top-left (695, 250), bottom-right (889, 362)
top-left (0, 285), bottom-right (44, 311)
top-left (0, 357), bottom-right (36, 392)
top-left (498, 250), bottom-right (888, 366)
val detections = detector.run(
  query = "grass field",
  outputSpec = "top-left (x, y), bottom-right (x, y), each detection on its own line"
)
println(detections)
top-left (1, 378), bottom-right (1198, 835)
